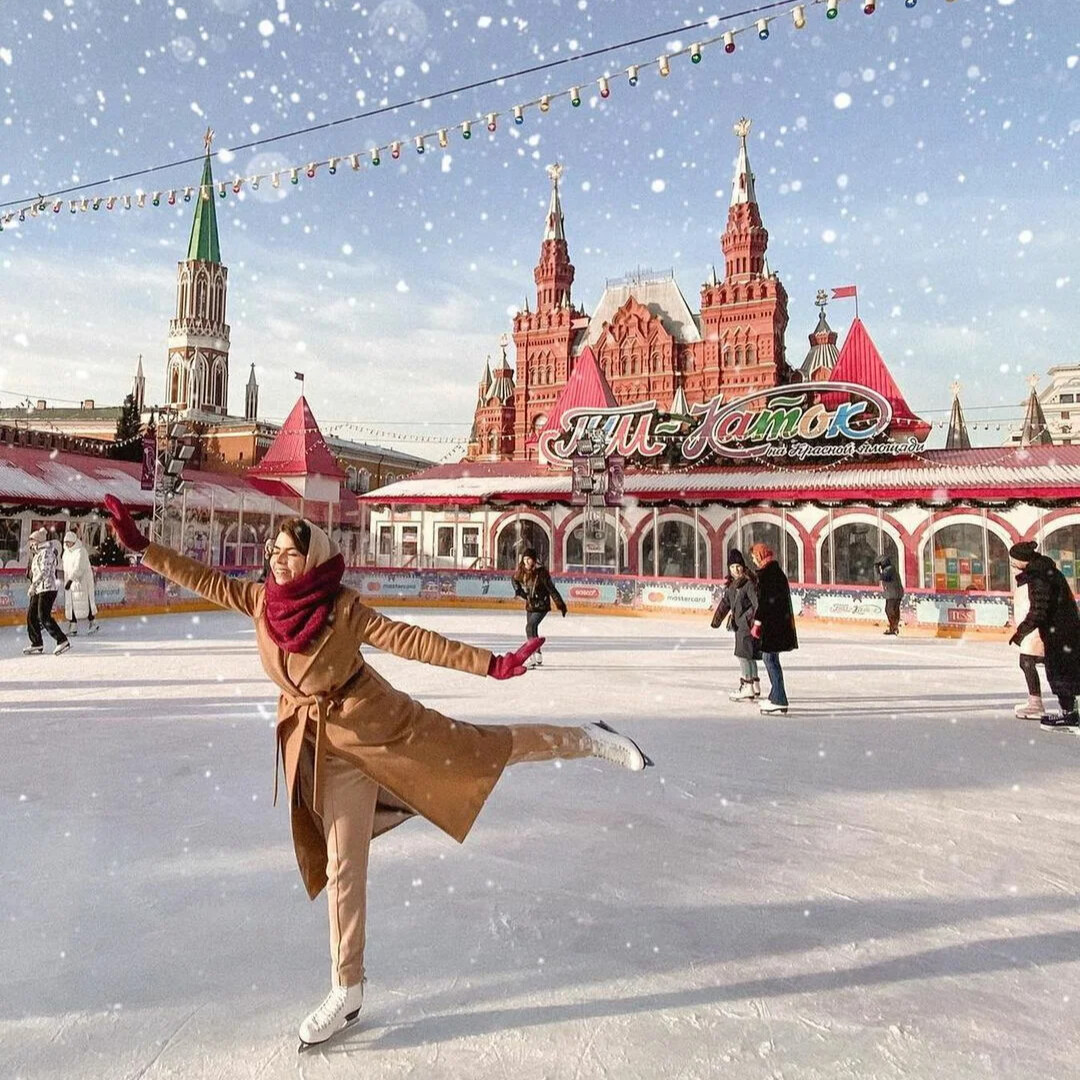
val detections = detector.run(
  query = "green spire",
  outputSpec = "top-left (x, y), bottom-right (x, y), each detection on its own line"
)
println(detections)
top-left (186, 150), bottom-right (221, 264)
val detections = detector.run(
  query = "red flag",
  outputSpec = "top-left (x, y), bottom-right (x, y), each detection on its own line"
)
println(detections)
top-left (294, 371), bottom-right (305, 381)
top-left (831, 285), bottom-right (857, 299)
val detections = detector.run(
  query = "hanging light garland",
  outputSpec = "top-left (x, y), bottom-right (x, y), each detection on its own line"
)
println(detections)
top-left (0, 0), bottom-right (946, 233)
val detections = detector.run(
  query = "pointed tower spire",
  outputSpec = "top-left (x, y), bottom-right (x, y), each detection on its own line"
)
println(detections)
top-left (730, 116), bottom-right (758, 207)
top-left (1020, 375), bottom-right (1053, 447)
top-left (533, 162), bottom-right (575, 312)
top-left (800, 290), bottom-right (840, 382)
top-left (945, 380), bottom-right (971, 451)
top-left (187, 128), bottom-right (222, 264)
top-left (132, 353), bottom-right (146, 412)
top-left (245, 363), bottom-right (259, 421)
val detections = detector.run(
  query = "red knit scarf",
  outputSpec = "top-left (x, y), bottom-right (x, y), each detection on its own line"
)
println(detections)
top-left (264, 554), bottom-right (345, 653)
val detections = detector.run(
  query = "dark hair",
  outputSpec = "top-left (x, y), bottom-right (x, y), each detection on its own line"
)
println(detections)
top-left (276, 518), bottom-right (311, 556)
top-left (521, 547), bottom-right (538, 560)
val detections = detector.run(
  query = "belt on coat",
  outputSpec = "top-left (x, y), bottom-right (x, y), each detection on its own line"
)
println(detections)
top-left (274, 691), bottom-right (335, 815)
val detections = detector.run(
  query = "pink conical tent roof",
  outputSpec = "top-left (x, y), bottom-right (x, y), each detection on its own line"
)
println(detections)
top-left (821, 318), bottom-right (927, 433)
top-left (251, 395), bottom-right (344, 479)
top-left (537, 346), bottom-right (617, 443)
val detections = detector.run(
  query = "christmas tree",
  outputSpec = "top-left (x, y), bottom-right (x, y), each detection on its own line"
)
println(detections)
top-left (111, 393), bottom-right (143, 462)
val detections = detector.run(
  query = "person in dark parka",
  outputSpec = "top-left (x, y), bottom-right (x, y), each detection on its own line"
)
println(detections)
top-left (1008, 540), bottom-right (1080, 729)
top-left (749, 542), bottom-right (798, 715)
top-left (710, 549), bottom-right (761, 702)
top-left (875, 555), bottom-right (904, 635)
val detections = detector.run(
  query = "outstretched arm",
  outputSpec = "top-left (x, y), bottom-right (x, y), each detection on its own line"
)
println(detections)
top-left (351, 601), bottom-right (541, 679)
top-left (105, 494), bottom-right (261, 618)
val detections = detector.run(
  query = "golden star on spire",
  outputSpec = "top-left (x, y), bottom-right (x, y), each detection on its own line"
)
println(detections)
top-left (950, 380), bottom-right (961, 399)
top-left (546, 162), bottom-right (564, 187)
top-left (203, 127), bottom-right (215, 153)
top-left (733, 117), bottom-right (752, 140)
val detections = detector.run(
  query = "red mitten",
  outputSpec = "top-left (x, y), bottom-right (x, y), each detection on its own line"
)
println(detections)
top-left (750, 622), bottom-right (762, 640)
top-left (104, 494), bottom-right (150, 552)
top-left (488, 637), bottom-right (545, 679)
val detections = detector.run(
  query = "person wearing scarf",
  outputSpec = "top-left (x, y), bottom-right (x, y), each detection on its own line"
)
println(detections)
top-left (103, 495), bottom-right (651, 1049)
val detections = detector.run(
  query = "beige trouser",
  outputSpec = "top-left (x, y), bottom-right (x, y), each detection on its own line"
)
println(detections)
top-left (297, 724), bottom-right (592, 989)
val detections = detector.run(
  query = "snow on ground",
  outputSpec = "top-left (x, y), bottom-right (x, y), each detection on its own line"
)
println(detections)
top-left (3, 608), bottom-right (1080, 1079)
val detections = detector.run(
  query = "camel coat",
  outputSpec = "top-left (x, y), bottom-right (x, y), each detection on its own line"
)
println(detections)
top-left (141, 544), bottom-right (512, 900)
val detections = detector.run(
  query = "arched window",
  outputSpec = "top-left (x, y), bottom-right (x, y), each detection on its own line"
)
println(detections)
top-left (641, 519), bottom-right (709, 579)
top-left (821, 522), bottom-right (899, 585)
top-left (735, 520), bottom-right (800, 582)
top-left (722, 347), bottom-right (732, 368)
top-left (169, 363), bottom-right (181, 403)
top-left (565, 519), bottom-right (620, 572)
top-left (1044, 523), bottom-right (1080, 594)
top-left (194, 273), bottom-right (208, 316)
top-left (496, 518), bottom-right (551, 570)
top-left (212, 362), bottom-right (226, 407)
top-left (922, 521), bottom-right (1009, 592)
top-left (734, 347), bottom-right (744, 366)
top-left (745, 344), bottom-right (756, 366)
top-left (178, 277), bottom-right (189, 317)
top-left (546, 365), bottom-right (553, 384)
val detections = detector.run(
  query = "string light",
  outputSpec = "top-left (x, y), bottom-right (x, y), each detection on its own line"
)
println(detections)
top-left (349, 153), bottom-right (360, 170)
top-left (370, 148), bottom-right (381, 166)
top-left (271, 171), bottom-right (281, 187)
top-left (2, 0), bottom-right (947, 232)
top-left (390, 141), bottom-right (402, 159)
top-left (168, 190), bottom-right (177, 204)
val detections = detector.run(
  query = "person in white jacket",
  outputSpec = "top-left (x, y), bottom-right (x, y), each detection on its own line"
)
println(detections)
top-left (1013, 572), bottom-right (1046, 719)
top-left (62, 531), bottom-right (99, 635)
top-left (24, 528), bottom-right (71, 655)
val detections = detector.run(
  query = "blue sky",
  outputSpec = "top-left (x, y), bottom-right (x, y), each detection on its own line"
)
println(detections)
top-left (0, 0), bottom-right (1076, 456)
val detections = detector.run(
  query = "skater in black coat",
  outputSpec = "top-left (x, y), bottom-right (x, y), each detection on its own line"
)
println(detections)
top-left (1008, 540), bottom-right (1080, 729)
top-left (875, 555), bottom-right (904, 635)
top-left (710, 549), bottom-right (762, 701)
top-left (749, 542), bottom-right (798, 714)
top-left (512, 548), bottom-right (566, 668)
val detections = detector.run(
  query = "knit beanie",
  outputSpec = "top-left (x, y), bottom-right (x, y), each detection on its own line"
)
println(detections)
top-left (727, 548), bottom-right (747, 568)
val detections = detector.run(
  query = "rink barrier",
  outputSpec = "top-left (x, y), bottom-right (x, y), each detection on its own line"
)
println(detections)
top-left (0, 564), bottom-right (1017, 637)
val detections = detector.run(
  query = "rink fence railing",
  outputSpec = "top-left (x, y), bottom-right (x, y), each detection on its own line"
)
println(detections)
top-left (0, 564), bottom-right (1017, 636)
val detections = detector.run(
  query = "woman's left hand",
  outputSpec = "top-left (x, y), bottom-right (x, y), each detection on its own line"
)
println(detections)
top-left (489, 637), bottom-right (544, 678)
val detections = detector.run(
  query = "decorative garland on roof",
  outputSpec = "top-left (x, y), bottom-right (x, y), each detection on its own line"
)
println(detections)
top-left (0, 0), bottom-right (945, 233)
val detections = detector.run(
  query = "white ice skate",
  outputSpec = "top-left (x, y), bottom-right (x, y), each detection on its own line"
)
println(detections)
top-left (584, 720), bottom-right (653, 771)
top-left (22, 645), bottom-right (44, 655)
top-left (87, 622), bottom-right (100, 635)
top-left (759, 700), bottom-right (789, 715)
top-left (1014, 696), bottom-right (1047, 720)
top-left (54, 641), bottom-right (71, 656)
top-left (729, 680), bottom-right (756, 702)
top-left (525, 650), bottom-right (543, 669)
top-left (298, 982), bottom-right (364, 1050)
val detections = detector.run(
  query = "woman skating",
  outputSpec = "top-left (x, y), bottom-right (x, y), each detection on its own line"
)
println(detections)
top-left (62, 531), bottom-right (99, 635)
top-left (1011, 553), bottom-right (1047, 719)
top-left (511, 546), bottom-right (567, 668)
top-left (749, 542), bottom-right (798, 715)
top-left (103, 496), bottom-right (651, 1049)
top-left (23, 528), bottom-right (70, 655)
top-left (709, 549), bottom-right (761, 702)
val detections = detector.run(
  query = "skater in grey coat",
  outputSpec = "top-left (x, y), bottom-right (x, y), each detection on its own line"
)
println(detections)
top-left (710, 549), bottom-right (762, 701)
top-left (875, 555), bottom-right (904, 635)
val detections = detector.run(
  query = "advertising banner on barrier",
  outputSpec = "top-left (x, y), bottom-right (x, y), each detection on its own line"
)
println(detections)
top-left (637, 581), bottom-right (722, 611)
top-left (814, 593), bottom-right (887, 622)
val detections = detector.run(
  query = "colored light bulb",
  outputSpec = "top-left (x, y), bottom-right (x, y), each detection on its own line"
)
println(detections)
top-left (370, 149), bottom-right (380, 166)
top-left (513, 105), bottom-right (524, 124)
top-left (539, 94), bottom-right (550, 112)
top-left (598, 76), bottom-right (610, 98)
top-left (827, 0), bottom-right (838, 18)
top-left (793, 5), bottom-right (807, 28)
top-left (658, 54), bottom-right (670, 77)
top-left (570, 87), bottom-right (581, 106)
top-left (691, 42), bottom-right (703, 62)
top-left (627, 64), bottom-right (638, 86)
top-left (461, 121), bottom-right (472, 139)
top-left (864, 0), bottom-right (876, 13)
top-left (414, 135), bottom-right (425, 154)
top-left (723, 31), bottom-right (735, 53)
top-left (486, 112), bottom-right (497, 131)
top-left (757, 19), bottom-right (769, 40)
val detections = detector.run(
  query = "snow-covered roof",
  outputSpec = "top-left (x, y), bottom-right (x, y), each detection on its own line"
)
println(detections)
top-left (580, 274), bottom-right (702, 349)
top-left (358, 445), bottom-right (1080, 506)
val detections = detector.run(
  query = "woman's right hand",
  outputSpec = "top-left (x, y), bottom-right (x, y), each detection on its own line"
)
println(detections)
top-left (104, 494), bottom-right (150, 552)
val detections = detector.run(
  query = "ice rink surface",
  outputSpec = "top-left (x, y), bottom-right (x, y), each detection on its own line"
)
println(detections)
top-left (3, 607), bottom-right (1080, 1079)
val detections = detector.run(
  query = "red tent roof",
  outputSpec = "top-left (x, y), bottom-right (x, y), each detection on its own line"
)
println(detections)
top-left (821, 318), bottom-right (925, 430)
top-left (250, 395), bottom-right (344, 479)
top-left (538, 346), bottom-right (617, 442)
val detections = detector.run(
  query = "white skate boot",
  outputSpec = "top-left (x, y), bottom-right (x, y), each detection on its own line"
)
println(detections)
top-left (22, 644), bottom-right (44, 655)
top-left (298, 982), bottom-right (364, 1050)
top-left (729, 679), bottom-right (756, 702)
top-left (1014, 695), bottom-right (1047, 720)
top-left (584, 720), bottom-right (653, 771)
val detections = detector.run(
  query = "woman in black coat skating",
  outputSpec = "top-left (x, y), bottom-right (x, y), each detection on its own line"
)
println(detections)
top-left (710, 549), bottom-right (762, 702)
top-left (749, 542), bottom-right (798, 715)
top-left (1008, 540), bottom-right (1080, 728)
top-left (512, 548), bottom-right (567, 668)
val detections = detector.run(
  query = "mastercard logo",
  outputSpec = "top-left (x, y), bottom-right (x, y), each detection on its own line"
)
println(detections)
top-left (570, 586), bottom-right (600, 599)
top-left (647, 591), bottom-right (666, 603)
top-left (364, 582), bottom-right (381, 592)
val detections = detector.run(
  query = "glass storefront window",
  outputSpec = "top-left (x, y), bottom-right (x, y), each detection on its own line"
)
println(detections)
top-left (461, 527), bottom-right (480, 561)
top-left (1043, 524), bottom-right (1080, 595)
top-left (736, 522), bottom-right (799, 582)
top-left (0, 518), bottom-right (21, 566)
top-left (496, 519), bottom-right (551, 570)
top-left (821, 523), bottom-right (899, 585)
top-left (566, 520), bottom-right (619, 572)
top-left (641, 520), bottom-right (708, 578)
top-left (436, 526), bottom-right (455, 558)
top-left (922, 522), bottom-right (1009, 591)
